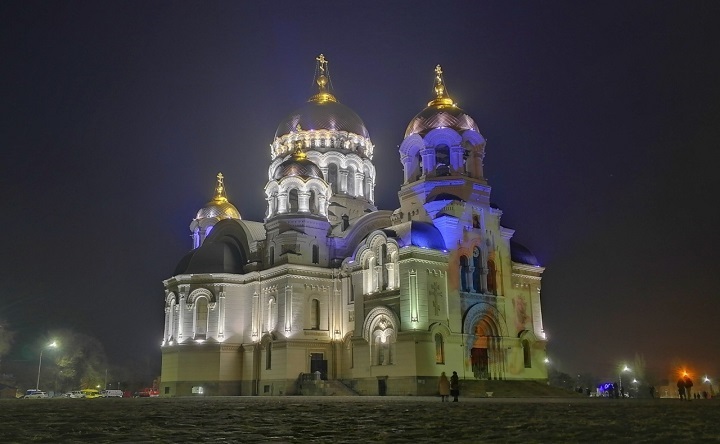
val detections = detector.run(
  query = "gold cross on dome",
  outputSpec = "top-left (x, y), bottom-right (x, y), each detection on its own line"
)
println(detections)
top-left (317, 54), bottom-right (328, 73)
top-left (215, 172), bottom-right (225, 198)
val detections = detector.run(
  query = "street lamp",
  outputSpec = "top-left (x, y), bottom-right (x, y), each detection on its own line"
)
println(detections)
top-left (36, 341), bottom-right (58, 391)
top-left (704, 376), bottom-right (714, 398)
top-left (619, 365), bottom-right (631, 393)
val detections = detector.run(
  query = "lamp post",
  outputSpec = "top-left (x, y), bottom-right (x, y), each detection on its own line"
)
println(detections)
top-left (36, 341), bottom-right (58, 390)
top-left (704, 376), bottom-right (714, 398)
top-left (619, 365), bottom-right (631, 394)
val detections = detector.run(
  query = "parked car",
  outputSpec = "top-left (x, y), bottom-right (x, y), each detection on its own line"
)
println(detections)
top-left (134, 387), bottom-right (160, 397)
top-left (80, 389), bottom-right (101, 399)
top-left (65, 391), bottom-right (85, 398)
top-left (100, 389), bottom-right (123, 398)
top-left (22, 389), bottom-right (48, 399)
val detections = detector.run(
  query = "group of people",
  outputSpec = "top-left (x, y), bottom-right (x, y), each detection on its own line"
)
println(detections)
top-left (438, 371), bottom-right (460, 402)
top-left (677, 376), bottom-right (694, 400)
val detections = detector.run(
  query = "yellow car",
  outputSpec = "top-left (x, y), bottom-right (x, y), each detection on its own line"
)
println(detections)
top-left (80, 389), bottom-right (101, 399)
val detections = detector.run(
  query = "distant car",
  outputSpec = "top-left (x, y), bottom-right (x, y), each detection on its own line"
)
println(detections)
top-left (80, 389), bottom-right (101, 399)
top-left (23, 389), bottom-right (48, 399)
top-left (65, 391), bottom-right (85, 398)
top-left (134, 388), bottom-right (160, 398)
top-left (100, 389), bottom-right (123, 398)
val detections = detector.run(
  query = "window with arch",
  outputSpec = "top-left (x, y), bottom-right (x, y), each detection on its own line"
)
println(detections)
top-left (435, 145), bottom-right (450, 176)
top-left (312, 245), bottom-right (319, 264)
top-left (289, 189), bottom-right (299, 212)
top-left (266, 297), bottom-right (276, 332)
top-left (415, 152), bottom-right (423, 180)
top-left (347, 165), bottom-right (356, 196)
top-left (328, 163), bottom-right (338, 193)
top-left (473, 251), bottom-right (482, 293)
top-left (310, 299), bottom-right (320, 330)
top-left (309, 189), bottom-right (318, 214)
top-left (522, 339), bottom-right (531, 368)
top-left (487, 260), bottom-right (497, 294)
top-left (380, 244), bottom-right (388, 290)
top-left (196, 297), bottom-right (209, 337)
top-left (435, 333), bottom-right (445, 364)
top-left (460, 256), bottom-right (469, 292)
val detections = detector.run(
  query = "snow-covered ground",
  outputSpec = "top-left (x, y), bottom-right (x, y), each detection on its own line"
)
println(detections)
top-left (2, 396), bottom-right (718, 442)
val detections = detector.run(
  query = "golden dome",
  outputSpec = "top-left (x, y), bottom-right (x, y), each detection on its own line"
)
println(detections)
top-left (195, 173), bottom-right (241, 220)
top-left (404, 65), bottom-right (480, 138)
top-left (274, 54), bottom-right (369, 141)
top-left (273, 147), bottom-right (324, 181)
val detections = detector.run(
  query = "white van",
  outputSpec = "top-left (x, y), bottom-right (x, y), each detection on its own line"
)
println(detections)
top-left (23, 389), bottom-right (48, 399)
top-left (101, 389), bottom-right (123, 398)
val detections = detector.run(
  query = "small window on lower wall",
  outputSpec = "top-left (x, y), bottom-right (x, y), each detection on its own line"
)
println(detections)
top-left (435, 333), bottom-right (445, 364)
top-left (522, 340), bottom-right (531, 368)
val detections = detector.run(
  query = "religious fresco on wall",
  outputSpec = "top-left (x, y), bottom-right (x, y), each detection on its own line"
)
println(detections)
top-left (513, 296), bottom-right (529, 332)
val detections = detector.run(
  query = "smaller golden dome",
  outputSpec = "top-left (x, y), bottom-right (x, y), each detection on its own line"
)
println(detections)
top-left (404, 65), bottom-right (480, 137)
top-left (273, 148), bottom-right (324, 181)
top-left (195, 173), bottom-right (241, 220)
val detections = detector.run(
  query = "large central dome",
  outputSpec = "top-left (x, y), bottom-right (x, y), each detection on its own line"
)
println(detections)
top-left (270, 54), bottom-right (373, 160)
top-left (275, 100), bottom-right (369, 140)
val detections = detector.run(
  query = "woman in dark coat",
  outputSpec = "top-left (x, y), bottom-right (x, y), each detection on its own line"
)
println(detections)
top-left (450, 371), bottom-right (460, 402)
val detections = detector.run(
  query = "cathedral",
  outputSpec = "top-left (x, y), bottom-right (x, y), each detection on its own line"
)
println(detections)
top-left (160, 55), bottom-right (548, 396)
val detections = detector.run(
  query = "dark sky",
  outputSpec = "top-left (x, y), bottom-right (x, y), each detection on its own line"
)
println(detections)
top-left (2, 1), bottom-right (719, 381)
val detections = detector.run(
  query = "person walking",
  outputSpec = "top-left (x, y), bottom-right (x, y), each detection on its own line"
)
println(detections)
top-left (438, 372), bottom-right (450, 402)
top-left (450, 371), bottom-right (460, 402)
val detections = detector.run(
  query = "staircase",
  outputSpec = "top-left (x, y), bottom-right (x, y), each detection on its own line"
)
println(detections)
top-left (297, 374), bottom-right (359, 396)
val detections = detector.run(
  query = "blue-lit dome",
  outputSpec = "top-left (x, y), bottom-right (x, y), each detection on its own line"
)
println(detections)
top-left (510, 240), bottom-right (540, 266)
top-left (383, 221), bottom-right (446, 251)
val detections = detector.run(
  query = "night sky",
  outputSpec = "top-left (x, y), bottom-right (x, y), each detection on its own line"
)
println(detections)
top-left (2, 1), bottom-right (719, 381)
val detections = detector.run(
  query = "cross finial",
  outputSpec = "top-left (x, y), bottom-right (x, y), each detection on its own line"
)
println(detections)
top-left (434, 64), bottom-right (446, 98)
top-left (428, 64), bottom-right (455, 107)
top-left (317, 54), bottom-right (328, 73)
top-left (214, 172), bottom-right (227, 202)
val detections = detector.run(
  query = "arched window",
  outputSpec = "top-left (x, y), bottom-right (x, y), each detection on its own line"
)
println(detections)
top-left (266, 341), bottom-right (272, 370)
top-left (380, 244), bottom-right (388, 290)
top-left (328, 163), bottom-right (338, 193)
top-left (435, 333), bottom-right (445, 364)
top-left (196, 297), bottom-right (208, 338)
top-left (487, 260), bottom-right (497, 295)
top-left (416, 152), bottom-right (423, 180)
top-left (312, 245), bottom-right (319, 264)
top-left (347, 165), bottom-right (356, 196)
top-left (435, 145), bottom-right (450, 176)
top-left (310, 299), bottom-right (320, 330)
top-left (460, 256), bottom-right (469, 292)
top-left (522, 339), bottom-right (531, 368)
top-left (309, 190), bottom-right (318, 214)
top-left (288, 189), bottom-right (299, 212)
top-left (473, 251), bottom-right (482, 293)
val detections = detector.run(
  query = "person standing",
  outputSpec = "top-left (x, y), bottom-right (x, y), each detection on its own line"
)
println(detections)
top-left (450, 371), bottom-right (460, 402)
top-left (677, 378), bottom-right (686, 400)
top-left (684, 376), bottom-right (694, 401)
top-left (438, 372), bottom-right (450, 402)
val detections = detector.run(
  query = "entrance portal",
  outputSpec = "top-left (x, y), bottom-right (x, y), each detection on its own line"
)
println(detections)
top-left (471, 348), bottom-right (489, 380)
top-left (309, 353), bottom-right (327, 380)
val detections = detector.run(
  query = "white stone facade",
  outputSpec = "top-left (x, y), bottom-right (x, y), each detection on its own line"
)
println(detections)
top-left (160, 59), bottom-right (548, 396)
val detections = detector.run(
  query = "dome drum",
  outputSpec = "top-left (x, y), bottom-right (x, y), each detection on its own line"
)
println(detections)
top-left (271, 130), bottom-right (373, 160)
